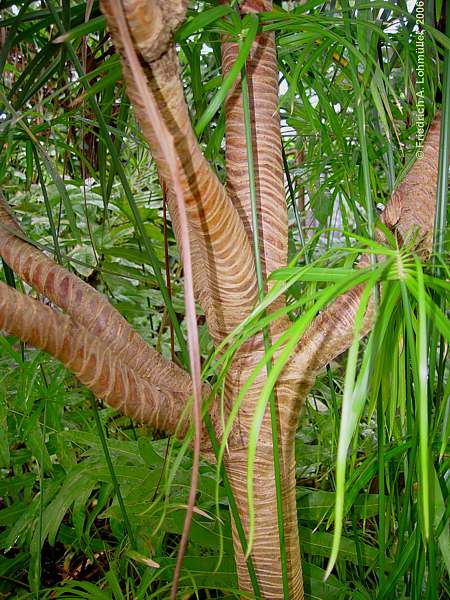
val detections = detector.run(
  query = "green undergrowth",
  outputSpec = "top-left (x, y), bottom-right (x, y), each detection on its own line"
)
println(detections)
top-left (1, 244), bottom-right (449, 598)
top-left (0, 1), bottom-right (449, 598)
top-left (0, 346), bottom-right (379, 599)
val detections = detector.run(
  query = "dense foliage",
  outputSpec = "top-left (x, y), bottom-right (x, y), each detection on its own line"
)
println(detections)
top-left (0, 1), bottom-right (449, 598)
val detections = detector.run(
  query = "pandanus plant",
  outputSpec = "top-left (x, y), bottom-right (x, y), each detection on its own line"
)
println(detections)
top-left (0, 1), bottom-right (443, 598)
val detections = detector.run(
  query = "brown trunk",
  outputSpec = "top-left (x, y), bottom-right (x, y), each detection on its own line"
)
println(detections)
top-left (220, 4), bottom-right (306, 592)
top-left (0, 2), bottom-right (442, 599)
top-left (226, 442), bottom-right (303, 599)
top-left (219, 327), bottom-right (315, 598)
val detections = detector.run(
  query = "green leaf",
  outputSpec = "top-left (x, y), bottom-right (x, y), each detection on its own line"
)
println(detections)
top-left (0, 396), bottom-right (10, 468)
top-left (53, 15), bottom-right (106, 44)
top-left (176, 5), bottom-right (233, 41)
top-left (195, 14), bottom-right (259, 136)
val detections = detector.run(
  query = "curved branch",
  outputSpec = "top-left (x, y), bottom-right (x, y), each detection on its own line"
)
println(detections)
top-left (292, 278), bottom-right (374, 377)
top-left (379, 113), bottom-right (442, 254)
top-left (221, 0), bottom-right (288, 281)
top-left (0, 198), bottom-right (225, 448)
top-left (0, 281), bottom-right (189, 435)
top-left (0, 195), bottom-right (190, 393)
top-left (100, 0), bottom-right (259, 343)
top-left (291, 112), bottom-right (442, 375)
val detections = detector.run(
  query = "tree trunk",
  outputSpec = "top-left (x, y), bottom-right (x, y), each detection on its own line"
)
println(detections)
top-left (226, 442), bottom-right (303, 599)
top-left (0, 1), bottom-right (442, 598)
top-left (218, 326), bottom-right (315, 598)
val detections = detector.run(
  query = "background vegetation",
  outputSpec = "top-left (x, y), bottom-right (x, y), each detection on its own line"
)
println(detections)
top-left (0, 1), bottom-right (448, 598)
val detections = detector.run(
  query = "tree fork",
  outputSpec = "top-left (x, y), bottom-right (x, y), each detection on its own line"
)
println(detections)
top-left (101, 0), bottom-right (260, 344)
top-left (0, 0), bottom-right (443, 597)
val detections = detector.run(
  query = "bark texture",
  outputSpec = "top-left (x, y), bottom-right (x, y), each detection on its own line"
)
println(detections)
top-left (101, 0), bottom-right (259, 343)
top-left (225, 444), bottom-right (303, 599)
top-left (0, 197), bottom-right (189, 391)
top-left (221, 0), bottom-right (287, 281)
top-left (219, 3), bottom-right (306, 594)
top-left (0, 280), bottom-right (187, 433)
top-left (380, 114), bottom-right (441, 254)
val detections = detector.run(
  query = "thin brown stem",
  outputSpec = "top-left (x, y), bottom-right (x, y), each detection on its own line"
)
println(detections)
top-left (104, 6), bottom-right (203, 597)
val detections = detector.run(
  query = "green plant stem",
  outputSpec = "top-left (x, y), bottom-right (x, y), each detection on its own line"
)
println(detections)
top-left (397, 340), bottom-right (417, 547)
top-left (36, 366), bottom-right (49, 600)
top-left (433, 9), bottom-right (450, 263)
top-left (241, 54), bottom-right (289, 599)
top-left (400, 283), bottom-right (429, 528)
top-left (204, 414), bottom-right (262, 599)
top-left (32, 145), bottom-right (63, 264)
top-left (429, 4), bottom-right (450, 422)
top-left (90, 395), bottom-right (137, 550)
top-left (282, 145), bottom-right (308, 260)
top-left (340, 0), bottom-right (377, 253)
top-left (326, 365), bottom-right (339, 445)
top-left (376, 391), bottom-right (386, 593)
